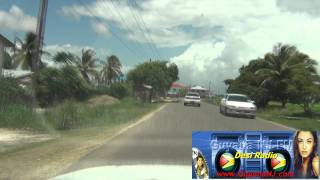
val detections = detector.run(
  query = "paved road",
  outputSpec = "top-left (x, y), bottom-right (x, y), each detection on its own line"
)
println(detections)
top-left (65, 101), bottom-right (293, 173)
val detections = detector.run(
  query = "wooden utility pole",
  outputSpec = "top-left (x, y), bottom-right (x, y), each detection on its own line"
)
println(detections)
top-left (33, 0), bottom-right (48, 72)
top-left (31, 0), bottom-right (48, 108)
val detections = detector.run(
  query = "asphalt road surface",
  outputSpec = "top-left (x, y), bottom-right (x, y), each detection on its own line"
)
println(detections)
top-left (65, 101), bottom-right (294, 173)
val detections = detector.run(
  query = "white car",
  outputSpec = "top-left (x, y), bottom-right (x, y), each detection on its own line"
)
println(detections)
top-left (184, 92), bottom-right (201, 107)
top-left (220, 94), bottom-right (256, 118)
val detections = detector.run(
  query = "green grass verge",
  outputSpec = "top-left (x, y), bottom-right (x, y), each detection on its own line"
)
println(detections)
top-left (206, 97), bottom-right (319, 130)
top-left (257, 102), bottom-right (320, 131)
top-left (0, 97), bottom-right (161, 131)
top-left (0, 103), bottom-right (44, 130)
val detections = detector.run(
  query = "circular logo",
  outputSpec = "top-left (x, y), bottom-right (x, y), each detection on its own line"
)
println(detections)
top-left (219, 153), bottom-right (235, 172)
top-left (215, 148), bottom-right (241, 173)
top-left (270, 153), bottom-right (286, 172)
top-left (266, 149), bottom-right (291, 173)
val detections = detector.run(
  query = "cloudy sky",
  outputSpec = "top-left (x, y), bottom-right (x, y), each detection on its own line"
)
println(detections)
top-left (1, 0), bottom-right (320, 93)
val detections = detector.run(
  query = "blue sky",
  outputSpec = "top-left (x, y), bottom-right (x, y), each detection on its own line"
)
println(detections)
top-left (1, 0), bottom-right (320, 92)
top-left (0, 0), bottom-right (186, 68)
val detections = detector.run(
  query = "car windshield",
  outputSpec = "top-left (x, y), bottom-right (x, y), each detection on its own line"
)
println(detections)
top-left (187, 93), bottom-right (199, 97)
top-left (228, 95), bottom-right (249, 102)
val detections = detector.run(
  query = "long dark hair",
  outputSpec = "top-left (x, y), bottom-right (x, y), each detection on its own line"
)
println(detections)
top-left (294, 131), bottom-right (318, 178)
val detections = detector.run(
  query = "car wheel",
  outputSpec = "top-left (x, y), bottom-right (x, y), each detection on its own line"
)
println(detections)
top-left (184, 103), bottom-right (186, 106)
top-left (219, 106), bottom-right (222, 113)
top-left (250, 115), bottom-right (255, 119)
top-left (198, 104), bottom-right (201, 107)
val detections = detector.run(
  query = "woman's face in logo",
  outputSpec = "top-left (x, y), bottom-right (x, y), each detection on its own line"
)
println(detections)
top-left (297, 131), bottom-right (314, 158)
top-left (197, 157), bottom-right (204, 167)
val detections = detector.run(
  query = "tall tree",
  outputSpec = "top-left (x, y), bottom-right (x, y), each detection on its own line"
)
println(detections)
top-left (255, 43), bottom-right (299, 107)
top-left (13, 32), bottom-right (36, 70)
top-left (127, 61), bottom-right (179, 97)
top-left (13, 32), bottom-right (48, 71)
top-left (52, 49), bottom-right (98, 83)
top-left (100, 55), bottom-right (122, 85)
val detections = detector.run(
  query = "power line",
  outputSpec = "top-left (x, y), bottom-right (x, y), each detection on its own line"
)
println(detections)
top-left (100, 0), bottom-right (149, 60)
top-left (130, 0), bottom-right (162, 60)
top-left (126, 0), bottom-right (159, 60)
top-left (76, 0), bottom-right (144, 60)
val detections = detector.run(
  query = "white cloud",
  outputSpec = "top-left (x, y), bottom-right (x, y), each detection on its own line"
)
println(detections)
top-left (62, 0), bottom-right (320, 90)
top-left (0, 5), bottom-right (37, 32)
top-left (277, 0), bottom-right (320, 16)
top-left (91, 21), bottom-right (110, 36)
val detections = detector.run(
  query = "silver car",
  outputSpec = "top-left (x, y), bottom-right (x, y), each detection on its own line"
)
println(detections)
top-left (220, 94), bottom-right (257, 118)
top-left (184, 92), bottom-right (201, 107)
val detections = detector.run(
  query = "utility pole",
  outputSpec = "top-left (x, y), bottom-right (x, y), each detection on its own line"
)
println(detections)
top-left (31, 0), bottom-right (48, 108)
top-left (33, 0), bottom-right (48, 72)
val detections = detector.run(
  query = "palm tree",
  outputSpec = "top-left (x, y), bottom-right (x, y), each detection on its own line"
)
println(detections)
top-left (255, 43), bottom-right (316, 107)
top-left (100, 55), bottom-right (122, 85)
top-left (13, 32), bottom-right (37, 70)
top-left (52, 49), bottom-right (98, 83)
top-left (13, 32), bottom-right (48, 71)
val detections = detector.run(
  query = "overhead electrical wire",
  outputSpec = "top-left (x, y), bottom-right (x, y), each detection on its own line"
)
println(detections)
top-left (130, 0), bottom-right (162, 60)
top-left (76, 0), bottom-right (145, 60)
top-left (126, 0), bottom-right (160, 60)
top-left (100, 0), bottom-right (149, 60)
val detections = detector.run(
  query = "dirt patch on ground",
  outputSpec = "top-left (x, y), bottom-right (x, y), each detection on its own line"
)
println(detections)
top-left (0, 104), bottom-right (165, 180)
top-left (0, 126), bottom-right (123, 180)
top-left (0, 128), bottom-right (55, 153)
top-left (86, 95), bottom-right (120, 108)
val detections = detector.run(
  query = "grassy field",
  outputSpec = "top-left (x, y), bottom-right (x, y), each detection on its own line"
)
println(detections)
top-left (0, 96), bottom-right (163, 180)
top-left (0, 97), bottom-right (160, 131)
top-left (257, 102), bottom-right (320, 130)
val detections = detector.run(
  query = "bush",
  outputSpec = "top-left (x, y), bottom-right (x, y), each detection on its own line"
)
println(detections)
top-left (109, 83), bottom-right (129, 99)
top-left (0, 77), bottom-right (28, 104)
top-left (35, 66), bottom-right (91, 107)
top-left (0, 77), bottom-right (44, 130)
top-left (92, 83), bottom-right (130, 99)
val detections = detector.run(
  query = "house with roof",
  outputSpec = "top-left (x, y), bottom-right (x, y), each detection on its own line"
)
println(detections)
top-left (0, 34), bottom-right (15, 76)
top-left (0, 34), bottom-right (34, 87)
top-left (167, 82), bottom-right (187, 97)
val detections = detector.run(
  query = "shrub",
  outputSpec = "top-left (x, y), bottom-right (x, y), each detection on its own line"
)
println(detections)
top-left (0, 77), bottom-right (44, 130)
top-left (109, 83), bottom-right (129, 99)
top-left (35, 66), bottom-right (91, 107)
top-left (0, 77), bottom-right (28, 104)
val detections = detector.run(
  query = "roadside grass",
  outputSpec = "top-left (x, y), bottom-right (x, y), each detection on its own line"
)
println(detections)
top-left (0, 97), bottom-right (160, 131)
top-left (204, 96), bottom-right (223, 106)
top-left (257, 102), bottom-right (320, 130)
top-left (0, 103), bottom-right (44, 131)
top-left (44, 97), bottom-right (160, 130)
top-left (0, 97), bottom-right (163, 180)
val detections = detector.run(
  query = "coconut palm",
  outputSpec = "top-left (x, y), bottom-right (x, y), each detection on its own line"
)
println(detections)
top-left (255, 43), bottom-right (317, 107)
top-left (13, 32), bottom-right (36, 70)
top-left (52, 49), bottom-right (98, 83)
top-left (100, 55), bottom-right (122, 85)
top-left (13, 32), bottom-right (48, 71)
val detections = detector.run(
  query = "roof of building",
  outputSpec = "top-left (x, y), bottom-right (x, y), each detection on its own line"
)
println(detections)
top-left (0, 34), bottom-right (15, 47)
top-left (190, 85), bottom-right (207, 90)
top-left (171, 82), bottom-right (186, 88)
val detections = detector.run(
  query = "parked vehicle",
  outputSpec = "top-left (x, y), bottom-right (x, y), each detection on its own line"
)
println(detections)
top-left (220, 94), bottom-right (256, 118)
top-left (184, 92), bottom-right (201, 107)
